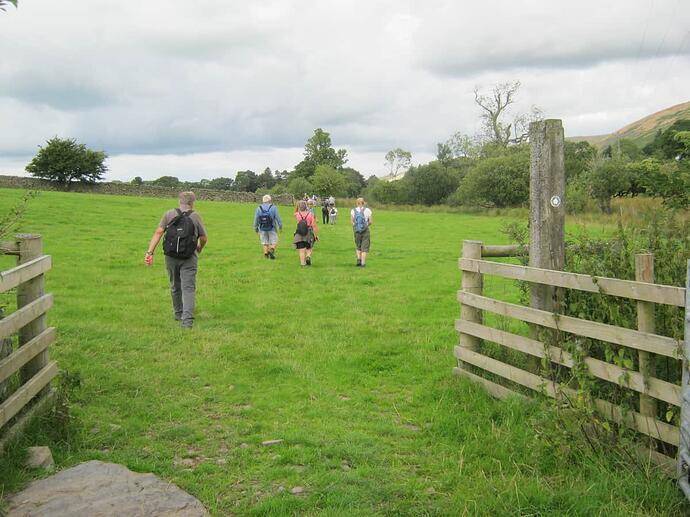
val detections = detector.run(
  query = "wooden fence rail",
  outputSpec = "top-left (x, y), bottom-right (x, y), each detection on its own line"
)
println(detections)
top-left (455, 239), bottom-right (688, 463)
top-left (0, 234), bottom-right (56, 445)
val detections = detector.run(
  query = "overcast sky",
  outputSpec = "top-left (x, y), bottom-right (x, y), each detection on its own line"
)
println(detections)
top-left (1, 0), bottom-right (689, 181)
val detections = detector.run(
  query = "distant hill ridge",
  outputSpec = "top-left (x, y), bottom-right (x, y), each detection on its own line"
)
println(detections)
top-left (568, 100), bottom-right (690, 149)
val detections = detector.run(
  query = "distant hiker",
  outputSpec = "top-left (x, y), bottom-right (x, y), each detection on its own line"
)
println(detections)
top-left (351, 197), bottom-right (372, 268)
top-left (327, 195), bottom-right (335, 208)
top-left (293, 200), bottom-right (319, 267)
top-left (307, 198), bottom-right (316, 218)
top-left (329, 206), bottom-right (338, 225)
top-left (145, 191), bottom-right (208, 329)
top-left (321, 198), bottom-right (330, 224)
top-left (253, 194), bottom-right (283, 259)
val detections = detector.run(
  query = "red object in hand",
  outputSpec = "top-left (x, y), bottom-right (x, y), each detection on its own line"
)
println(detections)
top-left (145, 253), bottom-right (153, 266)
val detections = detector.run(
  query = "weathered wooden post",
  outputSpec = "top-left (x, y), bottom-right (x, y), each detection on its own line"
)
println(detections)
top-left (528, 120), bottom-right (565, 369)
top-left (16, 234), bottom-right (48, 384)
top-left (635, 253), bottom-right (657, 419)
top-left (679, 260), bottom-right (690, 497)
top-left (458, 240), bottom-right (483, 369)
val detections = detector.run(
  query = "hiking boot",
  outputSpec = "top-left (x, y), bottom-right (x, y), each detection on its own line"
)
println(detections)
top-left (356, 258), bottom-right (362, 267)
top-left (360, 263), bottom-right (366, 268)
top-left (264, 253), bottom-right (269, 259)
top-left (306, 256), bottom-right (312, 266)
top-left (269, 250), bottom-right (276, 260)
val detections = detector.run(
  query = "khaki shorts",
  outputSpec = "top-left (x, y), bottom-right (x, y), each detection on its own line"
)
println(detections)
top-left (354, 228), bottom-right (370, 252)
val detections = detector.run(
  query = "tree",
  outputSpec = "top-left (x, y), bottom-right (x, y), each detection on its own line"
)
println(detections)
top-left (341, 167), bottom-right (366, 197)
top-left (473, 81), bottom-right (542, 147)
top-left (26, 137), bottom-right (108, 184)
top-left (286, 177), bottom-right (313, 198)
top-left (405, 162), bottom-right (461, 205)
top-left (564, 140), bottom-right (597, 181)
top-left (311, 165), bottom-right (346, 197)
top-left (602, 138), bottom-right (641, 161)
top-left (454, 147), bottom-right (530, 207)
top-left (585, 156), bottom-right (632, 213)
top-left (384, 148), bottom-right (412, 178)
top-left (131, 176), bottom-right (143, 185)
top-left (643, 119), bottom-right (690, 159)
top-left (368, 179), bottom-right (410, 204)
top-left (207, 177), bottom-right (234, 190)
top-left (151, 176), bottom-right (181, 188)
top-left (292, 128), bottom-right (347, 179)
top-left (256, 167), bottom-right (276, 190)
top-left (233, 170), bottom-right (258, 192)
top-left (440, 132), bottom-right (481, 160)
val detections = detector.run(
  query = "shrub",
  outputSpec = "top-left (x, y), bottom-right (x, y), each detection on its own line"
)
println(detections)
top-left (286, 177), bottom-right (313, 198)
top-left (454, 148), bottom-right (529, 207)
top-left (311, 164), bottom-right (346, 197)
top-left (584, 156), bottom-right (632, 213)
top-left (405, 162), bottom-right (461, 205)
top-left (367, 179), bottom-right (410, 204)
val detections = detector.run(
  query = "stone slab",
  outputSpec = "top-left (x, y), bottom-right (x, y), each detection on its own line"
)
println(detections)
top-left (5, 460), bottom-right (209, 516)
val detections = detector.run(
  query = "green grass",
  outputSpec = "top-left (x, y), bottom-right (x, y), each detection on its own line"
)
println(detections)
top-left (0, 188), bottom-right (687, 515)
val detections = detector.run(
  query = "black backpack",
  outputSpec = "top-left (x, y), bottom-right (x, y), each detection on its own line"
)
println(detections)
top-left (258, 204), bottom-right (274, 231)
top-left (163, 209), bottom-right (197, 259)
top-left (296, 213), bottom-right (310, 236)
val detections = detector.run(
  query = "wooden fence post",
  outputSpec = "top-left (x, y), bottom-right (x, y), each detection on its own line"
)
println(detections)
top-left (458, 240), bottom-right (483, 369)
top-left (16, 234), bottom-right (47, 384)
top-left (528, 120), bottom-right (565, 370)
top-left (635, 253), bottom-right (657, 419)
top-left (679, 260), bottom-right (690, 484)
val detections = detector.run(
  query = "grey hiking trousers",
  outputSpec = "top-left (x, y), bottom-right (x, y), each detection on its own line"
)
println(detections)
top-left (164, 254), bottom-right (198, 327)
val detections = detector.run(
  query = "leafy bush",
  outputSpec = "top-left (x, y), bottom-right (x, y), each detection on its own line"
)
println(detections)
top-left (584, 156), bottom-right (632, 213)
top-left (404, 162), bottom-right (461, 205)
top-left (367, 179), bottom-right (410, 204)
top-left (286, 177), bottom-right (313, 198)
top-left (565, 176), bottom-right (595, 214)
top-left (454, 148), bottom-right (529, 207)
top-left (311, 164), bottom-right (346, 197)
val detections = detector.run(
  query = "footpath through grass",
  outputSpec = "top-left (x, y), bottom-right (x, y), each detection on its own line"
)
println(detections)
top-left (0, 188), bottom-right (687, 515)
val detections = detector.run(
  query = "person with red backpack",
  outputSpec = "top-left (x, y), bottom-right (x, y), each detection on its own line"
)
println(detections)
top-left (292, 200), bottom-right (319, 267)
top-left (144, 191), bottom-right (208, 329)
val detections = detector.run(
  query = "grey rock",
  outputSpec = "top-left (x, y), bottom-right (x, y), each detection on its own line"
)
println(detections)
top-left (25, 447), bottom-right (54, 470)
top-left (290, 486), bottom-right (305, 496)
top-left (5, 460), bottom-right (209, 516)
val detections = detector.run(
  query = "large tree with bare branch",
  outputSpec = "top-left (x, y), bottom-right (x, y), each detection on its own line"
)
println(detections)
top-left (474, 81), bottom-right (542, 147)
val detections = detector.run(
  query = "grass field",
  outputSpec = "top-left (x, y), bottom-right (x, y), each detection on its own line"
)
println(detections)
top-left (0, 188), bottom-right (687, 515)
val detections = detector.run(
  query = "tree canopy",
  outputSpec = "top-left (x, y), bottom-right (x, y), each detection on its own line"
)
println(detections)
top-left (25, 137), bottom-right (108, 184)
top-left (292, 128), bottom-right (347, 179)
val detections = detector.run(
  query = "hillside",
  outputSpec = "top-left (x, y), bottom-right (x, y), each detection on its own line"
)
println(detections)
top-left (569, 100), bottom-right (690, 149)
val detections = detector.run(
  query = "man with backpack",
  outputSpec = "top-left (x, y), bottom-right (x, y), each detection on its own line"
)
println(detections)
top-left (351, 197), bottom-right (372, 268)
top-left (253, 195), bottom-right (283, 259)
top-left (144, 191), bottom-right (208, 329)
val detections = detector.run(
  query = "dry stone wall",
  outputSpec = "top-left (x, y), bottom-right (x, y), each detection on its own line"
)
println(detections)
top-left (0, 175), bottom-right (294, 205)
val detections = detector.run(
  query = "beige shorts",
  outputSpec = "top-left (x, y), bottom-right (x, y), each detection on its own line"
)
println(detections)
top-left (354, 228), bottom-right (370, 252)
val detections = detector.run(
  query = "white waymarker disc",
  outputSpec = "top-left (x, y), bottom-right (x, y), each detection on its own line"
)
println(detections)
top-left (550, 195), bottom-right (561, 208)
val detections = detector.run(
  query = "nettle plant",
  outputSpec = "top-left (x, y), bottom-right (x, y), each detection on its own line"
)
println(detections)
top-left (502, 212), bottom-right (689, 443)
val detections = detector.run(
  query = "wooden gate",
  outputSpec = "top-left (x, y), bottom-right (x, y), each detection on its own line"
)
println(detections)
top-left (0, 234), bottom-right (57, 447)
top-left (455, 240), bottom-right (688, 472)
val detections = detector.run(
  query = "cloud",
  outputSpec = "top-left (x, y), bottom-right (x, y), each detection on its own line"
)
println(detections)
top-left (414, 0), bottom-right (690, 77)
top-left (0, 0), bottom-right (688, 178)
